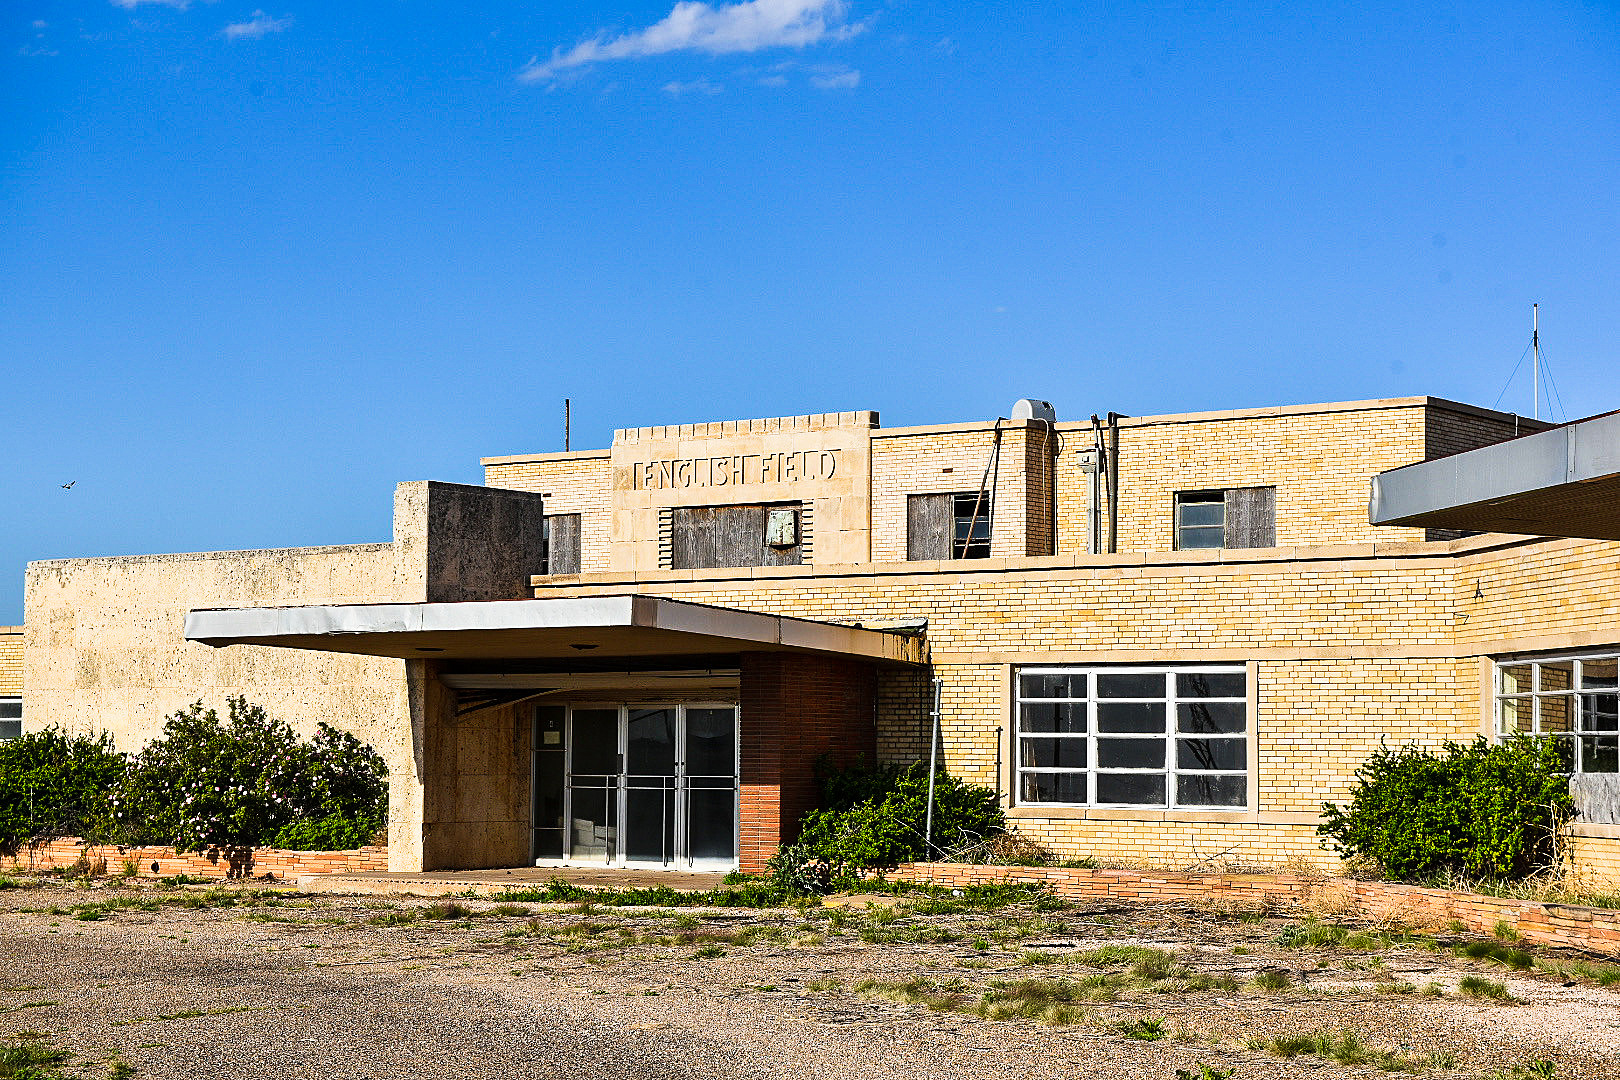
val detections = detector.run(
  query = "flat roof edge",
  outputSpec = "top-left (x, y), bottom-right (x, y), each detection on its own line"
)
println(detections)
top-left (1370, 408), bottom-right (1620, 533)
top-left (183, 594), bottom-right (923, 665)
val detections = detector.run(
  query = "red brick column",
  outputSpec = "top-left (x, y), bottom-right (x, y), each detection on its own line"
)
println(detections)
top-left (738, 652), bottom-right (877, 872)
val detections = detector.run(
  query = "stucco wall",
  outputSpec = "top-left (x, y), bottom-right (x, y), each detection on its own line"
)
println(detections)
top-left (22, 480), bottom-right (548, 874)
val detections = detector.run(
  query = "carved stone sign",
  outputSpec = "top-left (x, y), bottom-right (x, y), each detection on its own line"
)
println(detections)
top-left (608, 412), bottom-right (876, 570)
top-left (629, 450), bottom-right (841, 491)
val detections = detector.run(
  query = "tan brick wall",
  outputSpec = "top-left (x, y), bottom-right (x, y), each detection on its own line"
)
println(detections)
top-left (0, 627), bottom-right (20, 696)
top-left (1052, 399), bottom-right (1531, 555)
top-left (1096, 403), bottom-right (1432, 552)
top-left (1425, 406), bottom-right (1542, 460)
top-left (1456, 535), bottom-right (1620, 647)
top-left (482, 453), bottom-right (613, 573)
top-left (870, 424), bottom-right (1049, 561)
top-left (485, 398), bottom-right (1529, 566)
top-left (1569, 832), bottom-right (1620, 891)
top-left (533, 531), bottom-right (1620, 871)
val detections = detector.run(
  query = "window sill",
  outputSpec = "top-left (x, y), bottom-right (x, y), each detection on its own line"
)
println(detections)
top-left (1007, 806), bottom-right (1255, 824)
top-left (1569, 822), bottom-right (1620, 840)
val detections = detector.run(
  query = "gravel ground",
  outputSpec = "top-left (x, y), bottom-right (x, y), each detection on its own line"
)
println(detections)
top-left (1, 877), bottom-right (1616, 1080)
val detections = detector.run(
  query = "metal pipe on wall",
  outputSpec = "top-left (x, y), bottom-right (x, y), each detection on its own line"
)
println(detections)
top-left (1106, 411), bottom-right (1122, 554)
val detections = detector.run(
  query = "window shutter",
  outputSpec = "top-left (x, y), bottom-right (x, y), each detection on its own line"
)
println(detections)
top-left (907, 493), bottom-right (953, 561)
top-left (1223, 486), bottom-right (1275, 548)
top-left (547, 514), bottom-right (581, 575)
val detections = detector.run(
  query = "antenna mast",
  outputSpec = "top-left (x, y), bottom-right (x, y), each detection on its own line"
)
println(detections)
top-left (565, 398), bottom-right (571, 452)
top-left (1532, 304), bottom-right (1540, 421)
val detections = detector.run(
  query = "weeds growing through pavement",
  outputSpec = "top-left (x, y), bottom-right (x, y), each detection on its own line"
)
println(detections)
top-left (1116, 1016), bottom-right (1167, 1040)
top-left (1249, 1029), bottom-right (1457, 1072)
top-left (1460, 941), bottom-right (1534, 970)
top-left (1251, 969), bottom-right (1292, 991)
top-left (0, 1041), bottom-right (71, 1080)
top-left (1457, 975), bottom-right (1521, 1003)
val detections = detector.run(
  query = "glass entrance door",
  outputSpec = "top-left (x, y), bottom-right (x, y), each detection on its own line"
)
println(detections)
top-left (534, 703), bottom-right (738, 871)
top-left (682, 706), bottom-right (738, 869)
top-left (624, 707), bottom-right (678, 866)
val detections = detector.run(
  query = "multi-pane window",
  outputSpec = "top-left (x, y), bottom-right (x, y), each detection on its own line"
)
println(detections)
top-left (1015, 666), bottom-right (1248, 808)
top-left (1175, 492), bottom-right (1226, 548)
top-left (0, 697), bottom-right (19, 741)
top-left (1496, 652), bottom-right (1620, 773)
top-left (951, 493), bottom-right (992, 559)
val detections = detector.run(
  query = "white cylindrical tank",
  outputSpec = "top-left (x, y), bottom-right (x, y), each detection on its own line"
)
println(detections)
top-left (1010, 398), bottom-right (1057, 423)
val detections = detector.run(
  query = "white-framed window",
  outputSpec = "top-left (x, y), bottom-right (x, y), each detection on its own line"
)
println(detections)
top-left (0, 696), bottom-right (20, 741)
top-left (1495, 651), bottom-right (1619, 773)
top-left (1014, 665), bottom-right (1248, 809)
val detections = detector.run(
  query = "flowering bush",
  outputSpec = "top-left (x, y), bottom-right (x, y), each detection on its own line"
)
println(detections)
top-left (113, 697), bottom-right (388, 852)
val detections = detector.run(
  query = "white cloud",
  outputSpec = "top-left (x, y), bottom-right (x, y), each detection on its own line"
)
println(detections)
top-left (662, 78), bottom-right (722, 96)
top-left (521, 0), bottom-right (858, 84)
top-left (223, 10), bottom-right (291, 40)
top-left (32, 19), bottom-right (48, 29)
top-left (808, 64), bottom-right (858, 89)
top-left (111, 0), bottom-right (193, 9)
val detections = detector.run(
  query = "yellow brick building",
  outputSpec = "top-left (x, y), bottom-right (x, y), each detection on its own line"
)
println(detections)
top-left (16, 396), bottom-right (1620, 880)
top-left (0, 627), bottom-right (21, 740)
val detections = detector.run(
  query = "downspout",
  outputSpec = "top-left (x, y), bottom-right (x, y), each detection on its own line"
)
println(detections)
top-left (1106, 411), bottom-right (1122, 554)
top-left (1088, 415), bottom-right (1105, 555)
top-left (923, 676), bottom-right (943, 859)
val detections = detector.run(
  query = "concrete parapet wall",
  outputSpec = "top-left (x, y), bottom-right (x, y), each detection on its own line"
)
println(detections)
top-left (891, 862), bottom-right (1620, 956)
top-left (3, 838), bottom-right (389, 880)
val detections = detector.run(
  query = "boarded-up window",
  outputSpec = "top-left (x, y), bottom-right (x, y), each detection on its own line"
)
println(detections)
top-left (670, 503), bottom-right (804, 570)
top-left (1224, 486), bottom-right (1275, 549)
top-left (907, 492), bottom-right (992, 560)
top-left (540, 514), bottom-right (581, 576)
top-left (1173, 487), bottom-right (1275, 550)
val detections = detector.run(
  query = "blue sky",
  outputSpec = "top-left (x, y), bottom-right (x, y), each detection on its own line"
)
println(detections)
top-left (3, 1), bottom-right (1618, 623)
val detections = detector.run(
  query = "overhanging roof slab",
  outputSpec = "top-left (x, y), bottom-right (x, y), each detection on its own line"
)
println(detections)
top-left (1370, 409), bottom-right (1620, 540)
top-left (184, 594), bottom-right (924, 665)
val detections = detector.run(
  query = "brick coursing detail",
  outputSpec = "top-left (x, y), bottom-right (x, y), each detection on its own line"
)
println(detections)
top-left (3, 838), bottom-right (389, 880)
top-left (892, 862), bottom-right (1620, 956)
top-left (738, 653), bottom-right (876, 873)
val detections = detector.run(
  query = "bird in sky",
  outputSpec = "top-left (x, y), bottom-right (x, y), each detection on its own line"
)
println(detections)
top-left (61, 481), bottom-right (75, 490)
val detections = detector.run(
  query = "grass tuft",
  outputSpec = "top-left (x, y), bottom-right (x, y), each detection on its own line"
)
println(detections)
top-left (0, 1041), bottom-right (70, 1080)
top-left (1250, 1028), bottom-right (1455, 1072)
top-left (1457, 975), bottom-right (1521, 1003)
top-left (1251, 969), bottom-right (1292, 991)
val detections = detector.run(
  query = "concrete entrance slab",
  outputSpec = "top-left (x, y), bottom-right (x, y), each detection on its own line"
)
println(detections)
top-left (297, 865), bottom-right (731, 898)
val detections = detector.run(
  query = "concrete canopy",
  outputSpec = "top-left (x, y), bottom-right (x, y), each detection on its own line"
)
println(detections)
top-left (1369, 409), bottom-right (1620, 540)
top-left (183, 594), bottom-right (925, 666)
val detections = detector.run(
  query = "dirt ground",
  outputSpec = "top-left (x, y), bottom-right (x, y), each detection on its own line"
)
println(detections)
top-left (0, 876), bottom-right (1615, 1080)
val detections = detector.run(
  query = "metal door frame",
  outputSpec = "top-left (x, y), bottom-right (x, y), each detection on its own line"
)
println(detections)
top-left (533, 701), bottom-right (739, 872)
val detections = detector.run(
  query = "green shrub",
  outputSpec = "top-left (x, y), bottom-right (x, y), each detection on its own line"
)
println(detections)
top-left (0, 728), bottom-right (127, 856)
top-left (1318, 736), bottom-right (1571, 880)
top-left (784, 758), bottom-right (1005, 876)
top-left (114, 697), bottom-right (387, 852)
